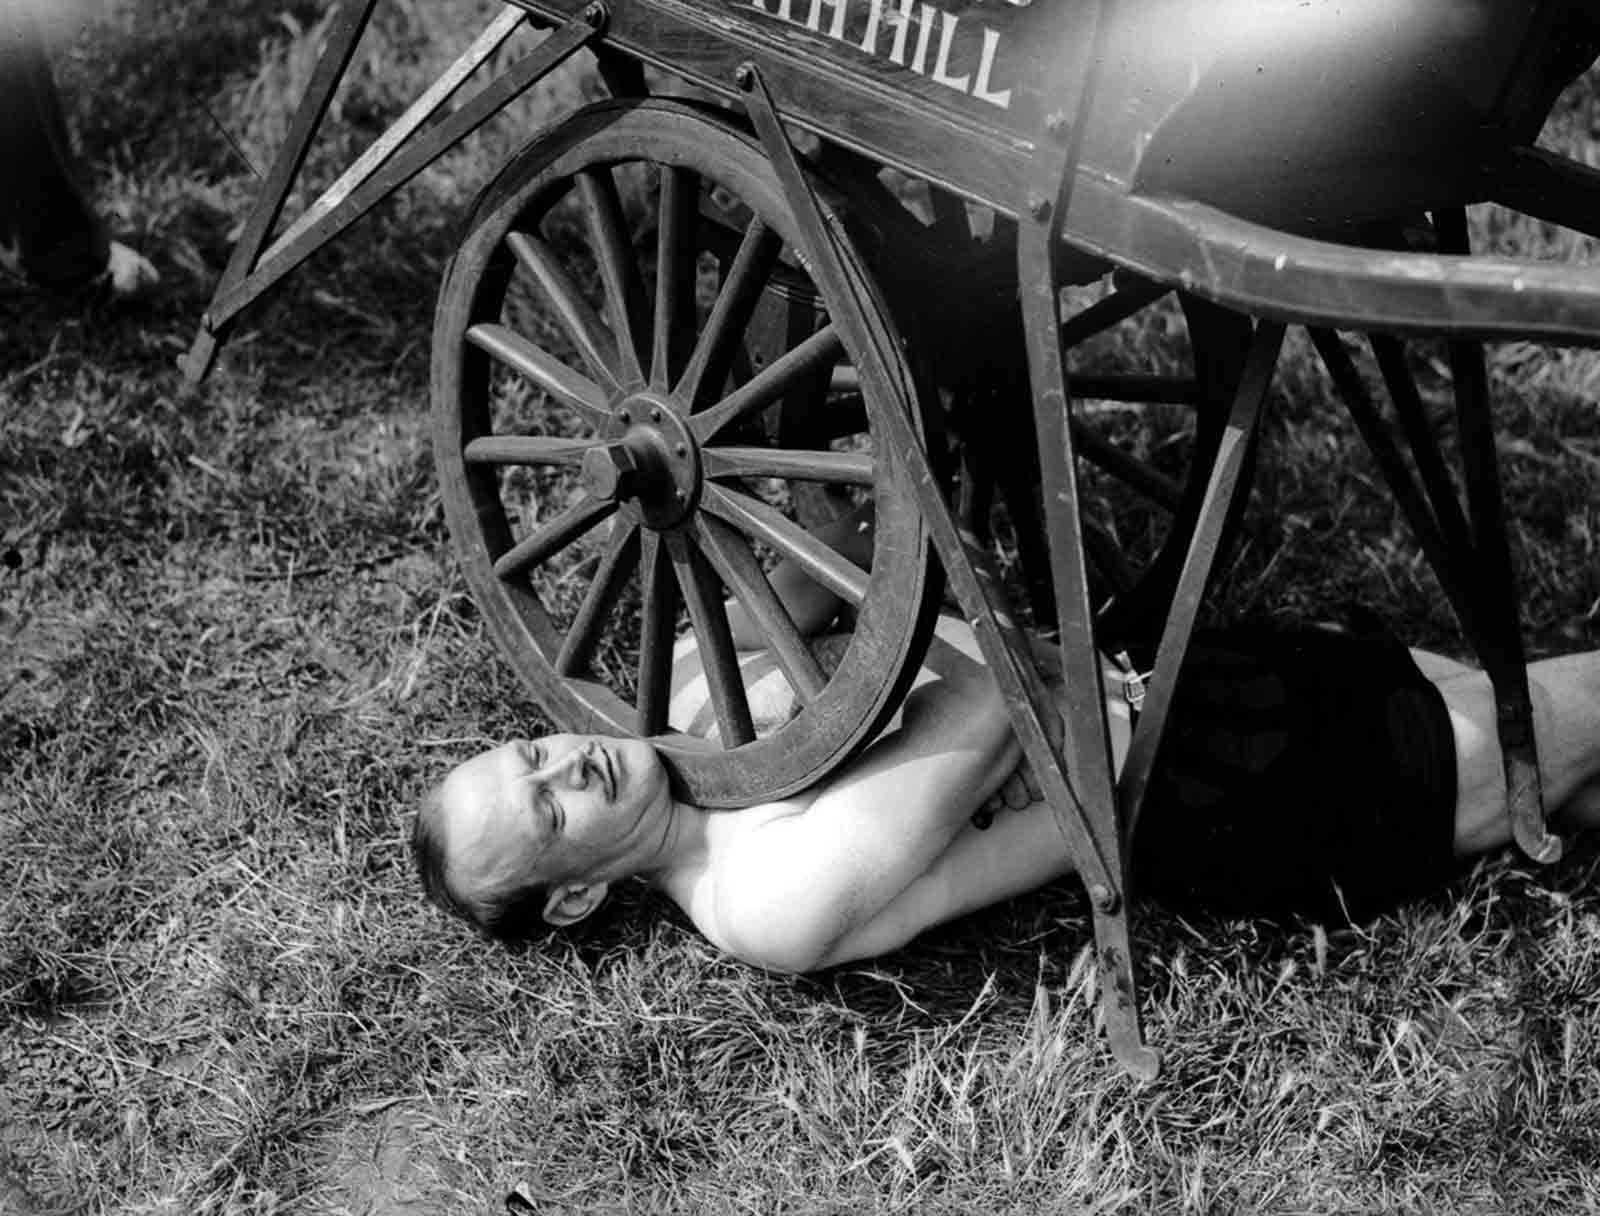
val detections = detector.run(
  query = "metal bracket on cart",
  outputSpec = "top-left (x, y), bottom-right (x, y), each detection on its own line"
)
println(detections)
top-left (181, 0), bottom-right (608, 385)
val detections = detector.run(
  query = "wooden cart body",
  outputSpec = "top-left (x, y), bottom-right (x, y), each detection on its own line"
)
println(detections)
top-left (186, 0), bottom-right (1600, 1078)
top-left (534, 0), bottom-right (1594, 227)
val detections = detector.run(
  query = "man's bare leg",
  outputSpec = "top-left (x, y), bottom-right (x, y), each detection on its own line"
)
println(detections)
top-left (1433, 651), bottom-right (1600, 856)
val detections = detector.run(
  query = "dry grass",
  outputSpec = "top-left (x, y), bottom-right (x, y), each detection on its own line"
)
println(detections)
top-left (3, 3), bottom-right (1600, 1212)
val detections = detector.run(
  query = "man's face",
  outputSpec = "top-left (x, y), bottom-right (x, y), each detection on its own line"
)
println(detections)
top-left (436, 734), bottom-right (671, 907)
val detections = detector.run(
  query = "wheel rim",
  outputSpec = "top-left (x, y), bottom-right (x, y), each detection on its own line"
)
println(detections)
top-left (432, 101), bottom-right (937, 808)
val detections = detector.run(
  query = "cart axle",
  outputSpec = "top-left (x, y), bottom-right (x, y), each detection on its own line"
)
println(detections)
top-left (584, 400), bottom-right (702, 528)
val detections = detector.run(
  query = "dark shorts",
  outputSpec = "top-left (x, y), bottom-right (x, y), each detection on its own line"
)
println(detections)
top-left (1130, 625), bottom-right (1460, 923)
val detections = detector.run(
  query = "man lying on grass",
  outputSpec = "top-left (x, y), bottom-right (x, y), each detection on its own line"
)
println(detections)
top-left (413, 507), bottom-right (1600, 972)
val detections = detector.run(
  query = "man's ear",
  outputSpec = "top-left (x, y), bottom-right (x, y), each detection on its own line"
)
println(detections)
top-left (543, 880), bottom-right (609, 927)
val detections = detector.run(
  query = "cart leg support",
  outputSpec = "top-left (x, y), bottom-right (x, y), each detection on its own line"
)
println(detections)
top-left (183, 1), bottom-right (607, 385)
top-left (1452, 345), bottom-right (1562, 865)
top-left (739, 34), bottom-right (1161, 1076)
top-left (1438, 203), bottom-right (1561, 864)
top-left (182, 0), bottom-right (382, 385)
top-left (1113, 320), bottom-right (1284, 852)
top-left (1316, 312), bottom-right (1562, 866)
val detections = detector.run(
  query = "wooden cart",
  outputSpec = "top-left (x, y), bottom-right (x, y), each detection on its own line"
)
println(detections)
top-left (185, 0), bottom-right (1600, 1078)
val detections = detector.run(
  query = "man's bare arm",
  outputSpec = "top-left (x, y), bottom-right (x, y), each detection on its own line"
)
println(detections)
top-left (724, 502), bottom-right (876, 651)
top-left (711, 621), bottom-right (1023, 971)
top-left (816, 796), bottom-right (1082, 966)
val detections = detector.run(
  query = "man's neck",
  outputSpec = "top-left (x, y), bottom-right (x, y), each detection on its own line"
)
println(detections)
top-left (633, 791), bottom-right (802, 891)
top-left (632, 797), bottom-right (712, 886)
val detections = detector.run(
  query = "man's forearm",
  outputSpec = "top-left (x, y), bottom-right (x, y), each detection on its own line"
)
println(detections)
top-left (726, 503), bottom-right (876, 649)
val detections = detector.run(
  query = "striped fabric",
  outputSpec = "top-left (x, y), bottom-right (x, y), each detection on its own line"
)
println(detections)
top-left (668, 638), bottom-right (802, 742)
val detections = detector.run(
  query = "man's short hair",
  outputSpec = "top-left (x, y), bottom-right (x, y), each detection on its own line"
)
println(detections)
top-left (410, 783), bottom-right (554, 941)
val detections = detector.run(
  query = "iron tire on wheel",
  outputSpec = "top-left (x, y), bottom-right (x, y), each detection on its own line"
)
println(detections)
top-left (432, 100), bottom-right (939, 808)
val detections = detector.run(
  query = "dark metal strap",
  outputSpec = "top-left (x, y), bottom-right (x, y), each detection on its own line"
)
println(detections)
top-left (1494, 145), bottom-right (1600, 241)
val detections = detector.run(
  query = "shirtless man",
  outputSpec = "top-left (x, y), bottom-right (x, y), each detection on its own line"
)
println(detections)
top-left (412, 510), bottom-right (1600, 972)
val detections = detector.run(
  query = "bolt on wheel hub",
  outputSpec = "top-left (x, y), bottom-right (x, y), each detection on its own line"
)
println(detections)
top-left (582, 394), bottom-right (700, 528)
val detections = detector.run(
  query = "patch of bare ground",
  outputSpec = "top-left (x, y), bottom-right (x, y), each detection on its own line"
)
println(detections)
top-left (313, 1102), bottom-right (464, 1213)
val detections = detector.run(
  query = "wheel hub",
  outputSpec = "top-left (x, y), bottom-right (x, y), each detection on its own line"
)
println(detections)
top-left (581, 395), bottom-right (700, 528)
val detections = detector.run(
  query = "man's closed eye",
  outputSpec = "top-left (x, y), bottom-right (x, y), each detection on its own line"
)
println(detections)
top-left (540, 790), bottom-right (563, 834)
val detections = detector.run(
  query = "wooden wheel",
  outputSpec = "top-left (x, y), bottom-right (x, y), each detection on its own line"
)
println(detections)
top-left (432, 100), bottom-right (939, 808)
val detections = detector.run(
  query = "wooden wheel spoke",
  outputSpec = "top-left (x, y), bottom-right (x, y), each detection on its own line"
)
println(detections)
top-left (505, 230), bottom-right (622, 393)
top-left (677, 219), bottom-right (783, 410)
top-left (702, 484), bottom-right (868, 607)
top-left (694, 515), bottom-right (826, 705)
top-left (493, 495), bottom-right (616, 581)
top-left (464, 435), bottom-right (598, 467)
top-left (690, 325), bottom-right (845, 442)
top-left (466, 323), bottom-right (610, 428)
top-left (555, 521), bottom-right (641, 676)
top-left (651, 166), bottom-right (700, 391)
top-left (667, 532), bottom-right (756, 747)
top-left (1070, 419), bottom-right (1183, 512)
top-left (701, 446), bottom-right (872, 485)
top-left (1060, 280), bottom-right (1169, 348)
top-left (577, 167), bottom-right (649, 385)
top-left (636, 531), bottom-right (679, 735)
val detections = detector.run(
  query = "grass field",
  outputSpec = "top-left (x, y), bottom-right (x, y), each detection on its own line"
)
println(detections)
top-left (3, 3), bottom-right (1600, 1211)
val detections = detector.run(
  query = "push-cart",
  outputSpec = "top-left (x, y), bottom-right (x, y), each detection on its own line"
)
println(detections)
top-left (185, 0), bottom-right (1600, 1078)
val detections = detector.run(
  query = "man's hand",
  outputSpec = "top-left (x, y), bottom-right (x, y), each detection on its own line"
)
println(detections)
top-left (976, 754), bottom-right (1043, 824)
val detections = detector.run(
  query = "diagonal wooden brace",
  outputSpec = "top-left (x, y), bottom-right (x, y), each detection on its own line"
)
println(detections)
top-left (1312, 329), bottom-right (1485, 643)
top-left (1116, 320), bottom-right (1284, 857)
top-left (182, 0), bottom-right (381, 384)
top-left (183, 1), bottom-right (607, 386)
top-left (734, 66), bottom-right (1114, 898)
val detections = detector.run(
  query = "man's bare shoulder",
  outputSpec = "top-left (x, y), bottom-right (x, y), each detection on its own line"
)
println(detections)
top-left (672, 790), bottom-right (857, 972)
top-left (703, 790), bottom-right (822, 884)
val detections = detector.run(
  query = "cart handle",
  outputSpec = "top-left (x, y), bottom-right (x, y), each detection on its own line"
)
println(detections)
top-left (1065, 162), bottom-right (1600, 348)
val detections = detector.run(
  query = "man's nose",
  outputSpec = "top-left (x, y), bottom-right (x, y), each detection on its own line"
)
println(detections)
top-left (535, 746), bottom-right (589, 785)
